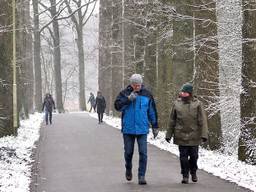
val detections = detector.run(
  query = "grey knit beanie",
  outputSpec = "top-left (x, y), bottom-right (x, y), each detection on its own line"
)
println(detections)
top-left (130, 74), bottom-right (143, 84)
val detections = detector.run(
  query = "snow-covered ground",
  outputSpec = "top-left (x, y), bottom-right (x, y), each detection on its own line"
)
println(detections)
top-left (0, 113), bottom-right (43, 192)
top-left (90, 113), bottom-right (256, 192)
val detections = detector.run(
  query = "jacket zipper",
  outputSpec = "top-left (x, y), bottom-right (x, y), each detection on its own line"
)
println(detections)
top-left (133, 98), bottom-right (136, 134)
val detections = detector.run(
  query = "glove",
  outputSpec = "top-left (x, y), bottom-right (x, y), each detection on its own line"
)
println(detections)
top-left (128, 92), bottom-right (137, 101)
top-left (152, 128), bottom-right (159, 139)
top-left (202, 137), bottom-right (207, 143)
top-left (165, 138), bottom-right (171, 143)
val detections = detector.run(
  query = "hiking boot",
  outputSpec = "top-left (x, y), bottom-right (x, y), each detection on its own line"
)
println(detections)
top-left (191, 173), bottom-right (198, 182)
top-left (138, 176), bottom-right (147, 185)
top-left (181, 176), bottom-right (189, 184)
top-left (125, 169), bottom-right (132, 181)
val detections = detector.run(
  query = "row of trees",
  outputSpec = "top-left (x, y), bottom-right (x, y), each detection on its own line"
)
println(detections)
top-left (99, 0), bottom-right (255, 164)
top-left (0, 0), bottom-right (33, 136)
top-left (0, 1), bottom-right (97, 136)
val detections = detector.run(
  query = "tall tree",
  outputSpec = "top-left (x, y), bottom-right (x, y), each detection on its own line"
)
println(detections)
top-left (0, 0), bottom-right (18, 136)
top-left (98, 0), bottom-right (112, 113)
top-left (64, 0), bottom-right (97, 111)
top-left (143, 2), bottom-right (158, 93)
top-left (17, 0), bottom-right (34, 119)
top-left (216, 0), bottom-right (242, 155)
top-left (193, 0), bottom-right (222, 150)
top-left (239, 0), bottom-right (256, 164)
top-left (155, 0), bottom-right (174, 129)
top-left (33, 0), bottom-right (43, 112)
top-left (172, 0), bottom-right (194, 95)
top-left (111, 1), bottom-right (123, 115)
top-left (41, 0), bottom-right (65, 113)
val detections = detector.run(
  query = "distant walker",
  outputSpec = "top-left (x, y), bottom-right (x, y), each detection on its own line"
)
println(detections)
top-left (42, 93), bottom-right (56, 125)
top-left (95, 91), bottom-right (106, 124)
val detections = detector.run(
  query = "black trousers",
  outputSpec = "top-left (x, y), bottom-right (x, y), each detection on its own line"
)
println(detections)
top-left (178, 146), bottom-right (199, 177)
top-left (45, 110), bottom-right (52, 125)
top-left (89, 103), bottom-right (96, 112)
top-left (97, 112), bottom-right (104, 123)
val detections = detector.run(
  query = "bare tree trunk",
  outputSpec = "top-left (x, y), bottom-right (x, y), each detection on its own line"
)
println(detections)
top-left (193, 0), bottom-right (222, 150)
top-left (239, 0), bottom-right (256, 164)
top-left (33, 0), bottom-right (42, 112)
top-left (25, 0), bottom-right (34, 115)
top-left (0, 1), bottom-right (15, 136)
top-left (17, 0), bottom-right (28, 119)
top-left (98, 0), bottom-right (105, 98)
top-left (155, 0), bottom-right (174, 129)
top-left (144, 31), bottom-right (157, 92)
top-left (123, 1), bottom-right (136, 85)
top-left (172, 0), bottom-right (194, 95)
top-left (98, 0), bottom-right (112, 113)
top-left (111, 1), bottom-right (123, 115)
top-left (16, 0), bottom-right (34, 119)
top-left (77, 26), bottom-right (86, 111)
top-left (50, 0), bottom-right (64, 113)
top-left (143, 2), bottom-right (158, 93)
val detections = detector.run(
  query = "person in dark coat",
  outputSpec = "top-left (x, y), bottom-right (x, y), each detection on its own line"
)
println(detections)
top-left (114, 74), bottom-right (159, 185)
top-left (87, 92), bottom-right (96, 112)
top-left (42, 93), bottom-right (56, 125)
top-left (95, 91), bottom-right (106, 124)
top-left (165, 83), bottom-right (208, 184)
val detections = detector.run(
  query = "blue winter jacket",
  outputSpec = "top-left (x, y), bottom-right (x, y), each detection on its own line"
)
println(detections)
top-left (114, 85), bottom-right (158, 135)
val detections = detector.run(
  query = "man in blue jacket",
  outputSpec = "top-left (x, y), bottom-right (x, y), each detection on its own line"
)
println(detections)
top-left (114, 74), bottom-right (159, 185)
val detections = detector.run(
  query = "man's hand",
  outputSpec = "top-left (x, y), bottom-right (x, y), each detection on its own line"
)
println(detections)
top-left (128, 92), bottom-right (137, 101)
top-left (152, 128), bottom-right (159, 139)
top-left (165, 138), bottom-right (171, 143)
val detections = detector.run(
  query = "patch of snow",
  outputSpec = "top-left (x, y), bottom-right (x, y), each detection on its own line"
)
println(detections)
top-left (90, 113), bottom-right (256, 192)
top-left (0, 113), bottom-right (43, 192)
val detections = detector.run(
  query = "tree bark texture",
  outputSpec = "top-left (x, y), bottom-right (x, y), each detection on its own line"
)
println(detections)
top-left (0, 1), bottom-right (15, 136)
top-left (193, 0), bottom-right (222, 150)
top-left (239, 0), bottom-right (256, 164)
top-left (50, 0), bottom-right (64, 113)
top-left (33, 0), bottom-right (42, 112)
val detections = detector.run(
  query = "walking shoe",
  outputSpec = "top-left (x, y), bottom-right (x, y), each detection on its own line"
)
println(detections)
top-left (181, 176), bottom-right (189, 184)
top-left (191, 173), bottom-right (198, 182)
top-left (138, 176), bottom-right (147, 185)
top-left (125, 169), bottom-right (132, 181)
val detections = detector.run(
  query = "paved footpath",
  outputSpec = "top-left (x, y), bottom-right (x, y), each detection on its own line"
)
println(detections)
top-left (31, 113), bottom-right (251, 192)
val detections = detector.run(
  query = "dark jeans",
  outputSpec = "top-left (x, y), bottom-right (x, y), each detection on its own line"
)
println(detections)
top-left (89, 104), bottom-right (96, 112)
top-left (98, 112), bottom-right (104, 122)
top-left (45, 110), bottom-right (52, 125)
top-left (178, 146), bottom-right (199, 177)
top-left (123, 134), bottom-right (147, 177)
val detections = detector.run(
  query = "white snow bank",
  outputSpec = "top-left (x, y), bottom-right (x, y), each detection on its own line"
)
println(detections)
top-left (0, 113), bottom-right (43, 192)
top-left (90, 113), bottom-right (256, 192)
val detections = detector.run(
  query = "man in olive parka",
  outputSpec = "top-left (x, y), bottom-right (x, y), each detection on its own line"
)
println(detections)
top-left (165, 83), bottom-right (208, 184)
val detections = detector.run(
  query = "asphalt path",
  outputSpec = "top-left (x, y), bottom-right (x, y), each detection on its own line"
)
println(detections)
top-left (32, 113), bottom-right (250, 192)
